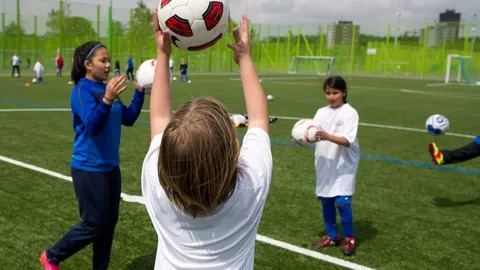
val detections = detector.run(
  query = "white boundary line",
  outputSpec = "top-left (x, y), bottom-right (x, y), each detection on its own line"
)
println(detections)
top-left (426, 83), bottom-right (448, 87)
top-left (273, 116), bottom-right (475, 139)
top-left (0, 108), bottom-right (476, 139)
top-left (400, 89), bottom-right (480, 100)
top-left (0, 108), bottom-right (71, 112)
top-left (230, 76), bottom-right (320, 81)
top-left (0, 154), bottom-right (374, 270)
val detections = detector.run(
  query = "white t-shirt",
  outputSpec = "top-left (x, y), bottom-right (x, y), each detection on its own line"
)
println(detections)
top-left (12, 55), bottom-right (20, 66)
top-left (33, 62), bottom-right (44, 77)
top-left (312, 103), bottom-right (360, 198)
top-left (169, 59), bottom-right (174, 69)
top-left (141, 128), bottom-right (272, 270)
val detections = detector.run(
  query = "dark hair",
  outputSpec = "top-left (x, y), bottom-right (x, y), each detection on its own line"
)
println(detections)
top-left (71, 41), bottom-right (105, 85)
top-left (323, 76), bottom-right (347, 103)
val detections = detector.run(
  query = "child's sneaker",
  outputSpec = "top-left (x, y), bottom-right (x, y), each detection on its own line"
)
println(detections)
top-left (429, 142), bottom-right (445, 165)
top-left (315, 235), bottom-right (340, 248)
top-left (343, 237), bottom-right (356, 256)
top-left (39, 250), bottom-right (60, 270)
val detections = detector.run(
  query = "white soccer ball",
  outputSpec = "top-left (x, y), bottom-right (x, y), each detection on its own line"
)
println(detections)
top-left (425, 114), bottom-right (450, 135)
top-left (32, 78), bottom-right (37, 83)
top-left (158, 0), bottom-right (230, 51)
top-left (135, 59), bottom-right (157, 95)
top-left (173, 76), bottom-right (177, 81)
top-left (291, 119), bottom-right (318, 146)
top-left (266, 95), bottom-right (273, 101)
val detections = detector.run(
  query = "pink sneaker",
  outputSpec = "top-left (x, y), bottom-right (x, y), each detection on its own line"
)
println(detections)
top-left (39, 250), bottom-right (60, 270)
top-left (315, 235), bottom-right (340, 248)
top-left (343, 237), bottom-right (356, 256)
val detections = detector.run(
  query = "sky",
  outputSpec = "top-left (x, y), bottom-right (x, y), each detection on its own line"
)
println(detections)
top-left (2, 0), bottom-right (480, 35)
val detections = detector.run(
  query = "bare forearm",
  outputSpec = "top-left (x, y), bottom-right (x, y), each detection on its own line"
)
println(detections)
top-left (239, 56), bottom-right (269, 133)
top-left (150, 54), bottom-right (172, 139)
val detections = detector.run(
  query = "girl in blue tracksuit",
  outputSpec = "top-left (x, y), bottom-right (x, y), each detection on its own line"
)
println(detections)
top-left (40, 41), bottom-right (145, 270)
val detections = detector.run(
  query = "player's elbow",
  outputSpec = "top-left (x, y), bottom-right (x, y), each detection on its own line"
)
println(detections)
top-left (247, 119), bottom-right (269, 134)
top-left (342, 139), bottom-right (351, 148)
top-left (123, 120), bottom-right (135, 127)
top-left (86, 124), bottom-right (105, 136)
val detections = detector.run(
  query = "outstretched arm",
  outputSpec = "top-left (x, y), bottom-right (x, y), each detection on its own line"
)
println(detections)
top-left (150, 9), bottom-right (172, 141)
top-left (121, 89), bottom-right (145, 126)
top-left (227, 15), bottom-right (269, 134)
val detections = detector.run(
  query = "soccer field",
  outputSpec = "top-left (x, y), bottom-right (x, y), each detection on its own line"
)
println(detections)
top-left (1, 74), bottom-right (479, 269)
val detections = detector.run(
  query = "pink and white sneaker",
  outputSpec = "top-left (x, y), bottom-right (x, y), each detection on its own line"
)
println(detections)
top-left (315, 235), bottom-right (340, 248)
top-left (39, 250), bottom-right (60, 270)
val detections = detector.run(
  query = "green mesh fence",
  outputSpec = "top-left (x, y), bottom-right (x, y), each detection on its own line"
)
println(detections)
top-left (1, 0), bottom-right (480, 79)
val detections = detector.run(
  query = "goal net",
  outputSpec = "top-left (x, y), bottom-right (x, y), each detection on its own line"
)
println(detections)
top-left (289, 56), bottom-right (335, 75)
top-left (445, 54), bottom-right (480, 86)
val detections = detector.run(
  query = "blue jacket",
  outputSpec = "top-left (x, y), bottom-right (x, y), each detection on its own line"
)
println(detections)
top-left (70, 77), bottom-right (145, 172)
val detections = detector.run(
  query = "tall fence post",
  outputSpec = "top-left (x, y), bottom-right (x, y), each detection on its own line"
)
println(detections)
top-left (16, 0), bottom-right (21, 54)
top-left (59, 0), bottom-right (64, 55)
top-left (383, 23), bottom-right (391, 77)
top-left (349, 24), bottom-right (357, 78)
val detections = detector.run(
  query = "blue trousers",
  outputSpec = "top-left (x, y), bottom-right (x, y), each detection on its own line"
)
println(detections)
top-left (180, 72), bottom-right (189, 82)
top-left (319, 196), bottom-right (354, 239)
top-left (47, 167), bottom-right (121, 270)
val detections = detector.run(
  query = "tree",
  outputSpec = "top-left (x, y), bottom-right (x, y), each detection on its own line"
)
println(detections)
top-left (112, 20), bottom-right (126, 37)
top-left (3, 21), bottom-right (25, 36)
top-left (128, 1), bottom-right (153, 57)
top-left (45, 3), bottom-right (71, 35)
top-left (46, 4), bottom-right (96, 38)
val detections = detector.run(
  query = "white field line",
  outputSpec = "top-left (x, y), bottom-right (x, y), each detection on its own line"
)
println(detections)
top-left (0, 108), bottom-right (71, 112)
top-left (426, 83), bottom-right (448, 87)
top-left (272, 116), bottom-right (476, 139)
top-left (0, 155), bottom-right (374, 270)
top-left (0, 108), bottom-right (475, 139)
top-left (400, 89), bottom-right (480, 99)
top-left (230, 76), bottom-right (320, 81)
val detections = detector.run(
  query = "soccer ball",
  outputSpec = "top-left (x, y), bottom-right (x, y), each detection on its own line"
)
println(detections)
top-left (291, 119), bottom-right (318, 146)
top-left (135, 59), bottom-right (157, 95)
top-left (425, 114), bottom-right (450, 135)
top-left (266, 95), bottom-right (273, 101)
top-left (32, 78), bottom-right (37, 84)
top-left (158, 0), bottom-right (230, 51)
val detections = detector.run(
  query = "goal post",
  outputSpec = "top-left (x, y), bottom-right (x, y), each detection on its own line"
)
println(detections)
top-left (445, 54), bottom-right (480, 86)
top-left (289, 56), bottom-right (335, 75)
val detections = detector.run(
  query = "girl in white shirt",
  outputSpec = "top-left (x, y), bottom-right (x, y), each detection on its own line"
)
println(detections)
top-left (33, 60), bottom-right (44, 83)
top-left (141, 11), bottom-right (272, 269)
top-left (312, 76), bottom-right (360, 256)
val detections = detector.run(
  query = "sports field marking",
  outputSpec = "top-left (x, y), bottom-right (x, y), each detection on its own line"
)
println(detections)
top-left (230, 76), bottom-right (320, 82)
top-left (400, 89), bottom-right (480, 99)
top-left (426, 83), bottom-right (448, 87)
top-left (0, 107), bottom-right (475, 139)
top-left (0, 154), bottom-right (375, 270)
top-left (0, 108), bottom-right (71, 112)
top-left (1, 108), bottom-right (478, 175)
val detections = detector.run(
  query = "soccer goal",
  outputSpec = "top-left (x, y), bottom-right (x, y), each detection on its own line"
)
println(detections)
top-left (289, 56), bottom-right (335, 75)
top-left (445, 54), bottom-right (480, 86)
